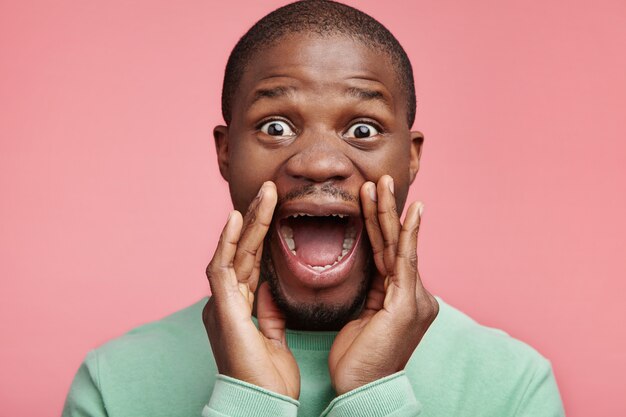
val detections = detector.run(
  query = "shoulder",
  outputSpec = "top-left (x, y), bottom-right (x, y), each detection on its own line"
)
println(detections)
top-left (83, 298), bottom-right (215, 394)
top-left (406, 298), bottom-right (555, 414)
top-left (414, 297), bottom-right (551, 371)
top-left (93, 297), bottom-right (208, 360)
top-left (426, 298), bottom-right (549, 367)
top-left (75, 298), bottom-right (215, 415)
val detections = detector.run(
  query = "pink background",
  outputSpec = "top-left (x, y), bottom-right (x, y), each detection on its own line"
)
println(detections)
top-left (1, 0), bottom-right (625, 415)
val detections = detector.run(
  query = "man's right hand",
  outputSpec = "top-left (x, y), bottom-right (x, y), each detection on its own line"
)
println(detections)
top-left (203, 181), bottom-right (300, 400)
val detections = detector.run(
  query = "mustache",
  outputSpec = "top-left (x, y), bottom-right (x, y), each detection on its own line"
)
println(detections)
top-left (277, 183), bottom-right (358, 206)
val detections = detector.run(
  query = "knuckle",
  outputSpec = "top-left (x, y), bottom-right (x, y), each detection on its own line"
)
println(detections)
top-left (401, 221), bottom-right (418, 235)
top-left (365, 215), bottom-right (381, 228)
top-left (206, 260), bottom-right (225, 275)
top-left (245, 194), bottom-right (262, 216)
top-left (372, 246), bottom-right (385, 257)
top-left (409, 253), bottom-right (418, 271)
top-left (382, 236), bottom-right (398, 248)
top-left (243, 198), bottom-right (272, 229)
top-left (396, 248), bottom-right (417, 271)
top-left (377, 205), bottom-right (398, 217)
top-left (238, 246), bottom-right (257, 258)
top-left (242, 209), bottom-right (257, 229)
top-left (243, 217), bottom-right (272, 235)
top-left (205, 262), bottom-right (231, 287)
top-left (255, 218), bottom-right (272, 229)
top-left (205, 263), bottom-right (215, 278)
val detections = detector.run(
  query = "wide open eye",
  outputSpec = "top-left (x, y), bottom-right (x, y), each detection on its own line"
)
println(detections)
top-left (259, 120), bottom-right (295, 137)
top-left (344, 123), bottom-right (380, 139)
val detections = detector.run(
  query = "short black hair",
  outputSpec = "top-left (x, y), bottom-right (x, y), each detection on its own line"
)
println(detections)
top-left (221, 0), bottom-right (416, 127)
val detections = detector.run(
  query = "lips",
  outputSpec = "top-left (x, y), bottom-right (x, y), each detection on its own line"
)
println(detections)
top-left (272, 201), bottom-right (364, 289)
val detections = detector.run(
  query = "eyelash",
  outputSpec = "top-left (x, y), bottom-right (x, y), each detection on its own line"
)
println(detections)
top-left (255, 117), bottom-right (297, 135)
top-left (347, 119), bottom-right (385, 136)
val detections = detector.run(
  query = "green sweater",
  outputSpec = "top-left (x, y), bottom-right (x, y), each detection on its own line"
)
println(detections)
top-left (62, 297), bottom-right (564, 416)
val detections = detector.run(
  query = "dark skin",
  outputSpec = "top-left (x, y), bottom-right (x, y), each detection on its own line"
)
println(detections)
top-left (203, 33), bottom-right (439, 399)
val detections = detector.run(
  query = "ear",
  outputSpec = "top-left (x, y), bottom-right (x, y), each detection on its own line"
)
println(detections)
top-left (213, 125), bottom-right (230, 181)
top-left (409, 131), bottom-right (424, 184)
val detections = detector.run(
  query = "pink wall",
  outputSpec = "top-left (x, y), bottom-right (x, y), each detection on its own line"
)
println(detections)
top-left (1, 0), bottom-right (625, 415)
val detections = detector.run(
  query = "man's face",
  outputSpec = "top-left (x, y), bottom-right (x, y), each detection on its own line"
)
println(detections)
top-left (214, 33), bottom-right (422, 329)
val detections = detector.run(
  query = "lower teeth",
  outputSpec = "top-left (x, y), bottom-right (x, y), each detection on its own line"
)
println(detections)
top-left (310, 262), bottom-right (336, 272)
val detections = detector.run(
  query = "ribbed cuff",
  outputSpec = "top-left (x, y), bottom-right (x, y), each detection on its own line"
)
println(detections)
top-left (203, 374), bottom-right (299, 417)
top-left (320, 372), bottom-right (422, 417)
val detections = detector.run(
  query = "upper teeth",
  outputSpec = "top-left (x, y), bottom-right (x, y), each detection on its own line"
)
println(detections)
top-left (289, 213), bottom-right (346, 218)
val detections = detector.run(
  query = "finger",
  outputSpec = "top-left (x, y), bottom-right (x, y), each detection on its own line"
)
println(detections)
top-left (396, 204), bottom-right (439, 333)
top-left (256, 282), bottom-right (288, 345)
top-left (360, 181), bottom-right (386, 275)
top-left (233, 182), bottom-right (277, 285)
top-left (377, 175), bottom-right (401, 274)
top-left (362, 269), bottom-right (386, 315)
top-left (392, 201), bottom-right (423, 292)
top-left (206, 210), bottom-right (243, 297)
top-left (247, 240), bottom-right (264, 294)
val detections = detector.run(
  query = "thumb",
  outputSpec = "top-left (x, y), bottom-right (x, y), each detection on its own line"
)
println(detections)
top-left (256, 282), bottom-right (288, 345)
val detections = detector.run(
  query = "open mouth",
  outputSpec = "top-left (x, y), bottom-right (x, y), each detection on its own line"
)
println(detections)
top-left (271, 206), bottom-right (364, 291)
top-left (279, 213), bottom-right (361, 273)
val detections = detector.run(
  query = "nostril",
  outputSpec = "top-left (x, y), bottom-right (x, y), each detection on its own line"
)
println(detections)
top-left (288, 168), bottom-right (350, 184)
top-left (286, 150), bottom-right (352, 183)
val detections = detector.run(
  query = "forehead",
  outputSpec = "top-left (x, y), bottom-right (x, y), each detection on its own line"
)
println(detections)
top-left (233, 33), bottom-right (404, 115)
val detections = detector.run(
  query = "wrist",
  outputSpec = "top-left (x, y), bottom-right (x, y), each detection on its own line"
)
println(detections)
top-left (333, 369), bottom-right (397, 395)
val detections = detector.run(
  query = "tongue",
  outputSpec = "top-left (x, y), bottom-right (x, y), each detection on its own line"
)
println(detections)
top-left (291, 218), bottom-right (345, 266)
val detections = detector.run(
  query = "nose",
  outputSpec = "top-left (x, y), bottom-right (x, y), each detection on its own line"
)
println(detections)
top-left (284, 133), bottom-right (353, 183)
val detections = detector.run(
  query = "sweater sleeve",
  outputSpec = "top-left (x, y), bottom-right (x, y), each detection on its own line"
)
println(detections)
top-left (202, 374), bottom-right (299, 417)
top-left (320, 372), bottom-right (421, 417)
top-left (513, 359), bottom-right (565, 417)
top-left (62, 351), bottom-right (108, 417)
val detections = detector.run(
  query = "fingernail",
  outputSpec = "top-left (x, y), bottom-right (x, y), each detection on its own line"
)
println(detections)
top-left (368, 183), bottom-right (377, 201)
top-left (227, 210), bottom-right (234, 223)
top-left (388, 177), bottom-right (394, 195)
top-left (418, 203), bottom-right (424, 216)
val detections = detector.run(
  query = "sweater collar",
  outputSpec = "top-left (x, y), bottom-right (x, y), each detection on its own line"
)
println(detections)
top-left (250, 316), bottom-right (338, 351)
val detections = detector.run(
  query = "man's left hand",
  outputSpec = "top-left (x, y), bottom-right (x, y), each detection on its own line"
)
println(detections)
top-left (328, 175), bottom-right (439, 395)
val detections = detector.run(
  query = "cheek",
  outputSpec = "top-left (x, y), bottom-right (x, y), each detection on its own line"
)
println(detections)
top-left (227, 143), bottom-right (282, 212)
top-left (353, 143), bottom-right (412, 210)
top-left (356, 143), bottom-right (412, 182)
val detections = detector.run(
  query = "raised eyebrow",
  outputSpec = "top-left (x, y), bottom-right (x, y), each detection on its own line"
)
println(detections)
top-left (250, 86), bottom-right (297, 105)
top-left (344, 87), bottom-right (392, 110)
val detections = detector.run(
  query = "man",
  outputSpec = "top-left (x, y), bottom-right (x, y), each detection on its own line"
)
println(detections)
top-left (63, 1), bottom-right (565, 416)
